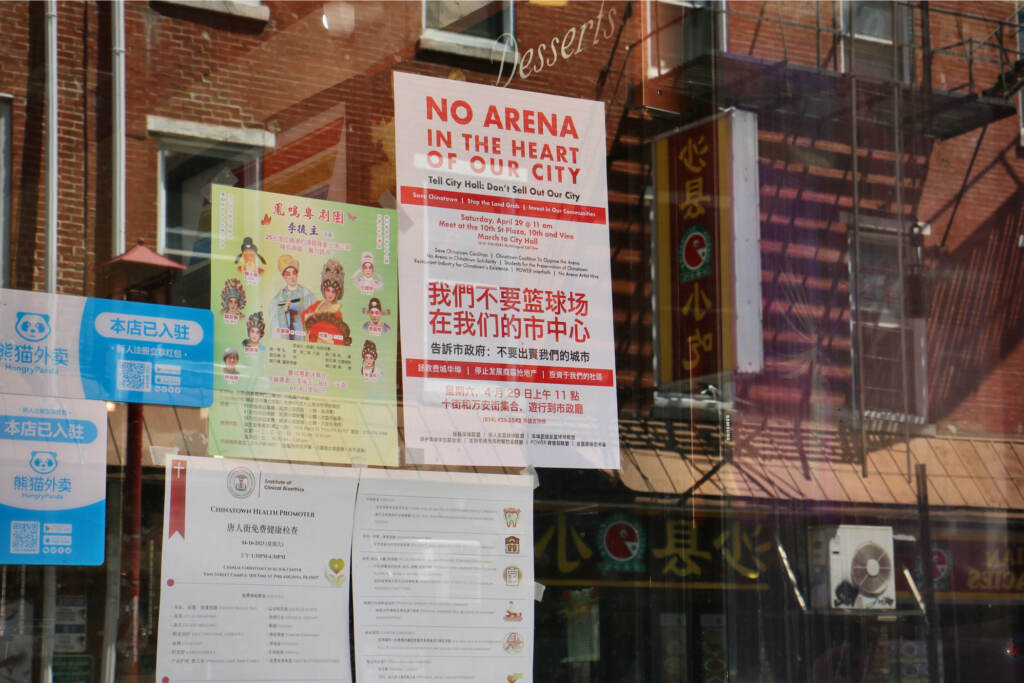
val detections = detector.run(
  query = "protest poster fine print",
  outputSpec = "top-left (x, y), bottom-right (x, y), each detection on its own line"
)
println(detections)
top-left (209, 186), bottom-right (399, 465)
top-left (394, 72), bottom-right (620, 469)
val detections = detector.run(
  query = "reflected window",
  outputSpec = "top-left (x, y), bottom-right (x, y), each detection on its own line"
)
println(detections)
top-left (645, 0), bottom-right (714, 79)
top-left (853, 231), bottom-right (928, 422)
top-left (640, 1), bottom-right (719, 114)
top-left (420, 1), bottom-right (514, 60)
top-left (158, 138), bottom-right (261, 307)
top-left (843, 0), bottom-right (913, 82)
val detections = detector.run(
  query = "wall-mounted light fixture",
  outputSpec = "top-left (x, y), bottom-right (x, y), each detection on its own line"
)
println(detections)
top-left (322, 2), bottom-right (355, 38)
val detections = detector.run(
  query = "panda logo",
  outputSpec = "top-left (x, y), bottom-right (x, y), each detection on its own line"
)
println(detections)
top-left (15, 312), bottom-right (52, 343)
top-left (29, 451), bottom-right (58, 475)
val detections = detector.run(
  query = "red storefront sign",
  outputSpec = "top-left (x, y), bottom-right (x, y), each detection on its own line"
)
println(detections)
top-left (653, 110), bottom-right (763, 392)
top-left (658, 119), bottom-right (724, 388)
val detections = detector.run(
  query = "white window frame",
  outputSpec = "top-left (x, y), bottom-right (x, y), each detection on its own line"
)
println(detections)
top-left (159, 0), bottom-right (269, 23)
top-left (420, 0), bottom-right (515, 62)
top-left (847, 218), bottom-right (929, 423)
top-left (157, 138), bottom-right (262, 264)
top-left (148, 116), bottom-right (272, 264)
top-left (839, 0), bottom-right (913, 83)
top-left (643, 0), bottom-right (725, 80)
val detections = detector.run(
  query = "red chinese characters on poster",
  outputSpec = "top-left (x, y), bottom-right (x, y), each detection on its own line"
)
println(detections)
top-left (394, 72), bottom-right (619, 469)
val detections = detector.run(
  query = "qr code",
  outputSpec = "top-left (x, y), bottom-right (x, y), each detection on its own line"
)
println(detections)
top-left (10, 521), bottom-right (40, 554)
top-left (117, 359), bottom-right (152, 392)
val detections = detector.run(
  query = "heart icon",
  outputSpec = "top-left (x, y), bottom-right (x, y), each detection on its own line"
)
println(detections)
top-left (328, 558), bottom-right (345, 574)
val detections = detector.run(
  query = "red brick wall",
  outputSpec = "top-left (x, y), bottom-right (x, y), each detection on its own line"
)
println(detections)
top-left (1, 1), bottom-right (103, 294)
top-left (2, 0), bottom-right (1020, 434)
top-left (724, 1), bottom-right (1024, 434)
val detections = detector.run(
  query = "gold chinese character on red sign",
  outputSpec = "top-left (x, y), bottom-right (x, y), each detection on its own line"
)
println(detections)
top-left (653, 519), bottom-right (711, 577)
top-left (678, 177), bottom-right (710, 219)
top-left (682, 281), bottom-right (712, 322)
top-left (714, 523), bottom-right (772, 579)
top-left (678, 135), bottom-right (709, 173)
top-left (682, 330), bottom-right (713, 371)
top-left (535, 513), bottom-right (593, 574)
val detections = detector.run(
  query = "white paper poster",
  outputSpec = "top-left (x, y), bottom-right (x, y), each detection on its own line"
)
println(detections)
top-left (156, 456), bottom-right (358, 682)
top-left (394, 72), bottom-right (620, 469)
top-left (352, 469), bottom-right (534, 682)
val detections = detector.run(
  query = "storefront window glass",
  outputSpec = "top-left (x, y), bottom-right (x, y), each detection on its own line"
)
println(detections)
top-left (1, 1), bottom-right (1023, 681)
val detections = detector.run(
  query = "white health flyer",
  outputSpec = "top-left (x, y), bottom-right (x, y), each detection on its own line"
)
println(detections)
top-left (352, 468), bottom-right (535, 682)
top-left (156, 455), bottom-right (358, 682)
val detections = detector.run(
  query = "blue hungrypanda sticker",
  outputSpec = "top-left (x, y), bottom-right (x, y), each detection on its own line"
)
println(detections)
top-left (0, 288), bottom-right (213, 407)
top-left (0, 396), bottom-right (107, 566)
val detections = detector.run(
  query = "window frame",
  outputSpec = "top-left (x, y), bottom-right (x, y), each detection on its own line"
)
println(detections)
top-left (419, 0), bottom-right (516, 63)
top-left (156, 136), bottom-right (263, 266)
top-left (849, 224), bottom-right (929, 423)
top-left (840, 0), bottom-right (914, 83)
top-left (159, 0), bottom-right (269, 23)
top-left (643, 0), bottom-right (720, 80)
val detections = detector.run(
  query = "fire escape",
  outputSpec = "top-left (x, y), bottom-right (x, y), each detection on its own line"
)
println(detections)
top-left (607, 1), bottom-right (1023, 494)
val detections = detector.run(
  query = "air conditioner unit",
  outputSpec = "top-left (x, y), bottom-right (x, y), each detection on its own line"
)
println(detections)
top-left (810, 525), bottom-right (895, 611)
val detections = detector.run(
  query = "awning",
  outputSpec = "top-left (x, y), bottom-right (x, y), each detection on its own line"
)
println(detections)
top-left (620, 417), bottom-right (1024, 511)
top-left (105, 406), bottom-right (1024, 512)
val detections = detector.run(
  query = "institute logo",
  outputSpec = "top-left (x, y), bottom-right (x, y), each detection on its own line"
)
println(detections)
top-left (226, 467), bottom-right (256, 499)
top-left (678, 225), bottom-right (712, 282)
top-left (598, 515), bottom-right (646, 573)
top-left (15, 312), bottom-right (52, 342)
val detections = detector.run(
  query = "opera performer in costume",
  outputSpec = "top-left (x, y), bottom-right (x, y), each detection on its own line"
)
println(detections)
top-left (243, 311), bottom-right (265, 354)
top-left (362, 297), bottom-right (391, 336)
top-left (353, 251), bottom-right (383, 295)
top-left (220, 278), bottom-right (246, 324)
top-left (361, 339), bottom-right (378, 381)
top-left (235, 236), bottom-right (266, 284)
top-left (271, 254), bottom-right (316, 340)
top-left (302, 259), bottom-right (352, 345)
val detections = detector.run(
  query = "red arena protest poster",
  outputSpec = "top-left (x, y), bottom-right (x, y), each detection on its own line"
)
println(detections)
top-left (394, 72), bottom-right (619, 469)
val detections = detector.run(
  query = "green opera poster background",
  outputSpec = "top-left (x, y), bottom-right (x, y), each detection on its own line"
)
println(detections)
top-left (209, 185), bottom-right (398, 465)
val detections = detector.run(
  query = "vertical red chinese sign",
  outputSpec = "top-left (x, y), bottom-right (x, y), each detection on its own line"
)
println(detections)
top-left (654, 110), bottom-right (762, 394)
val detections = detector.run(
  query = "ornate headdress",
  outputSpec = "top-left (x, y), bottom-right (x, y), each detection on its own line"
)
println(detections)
top-left (320, 259), bottom-right (345, 297)
top-left (361, 339), bottom-right (378, 360)
top-left (278, 253), bottom-right (300, 274)
top-left (219, 278), bottom-right (246, 313)
top-left (246, 311), bottom-right (265, 336)
top-left (234, 236), bottom-right (266, 264)
top-left (364, 297), bottom-right (390, 316)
